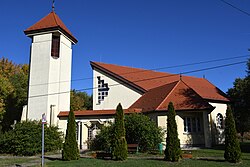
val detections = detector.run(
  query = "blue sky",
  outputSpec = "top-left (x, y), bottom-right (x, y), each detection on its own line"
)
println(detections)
top-left (1, 0), bottom-right (250, 94)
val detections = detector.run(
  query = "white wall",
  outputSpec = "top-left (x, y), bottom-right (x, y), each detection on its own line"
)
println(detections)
top-left (209, 102), bottom-right (227, 144)
top-left (27, 32), bottom-right (72, 126)
top-left (92, 69), bottom-right (142, 110)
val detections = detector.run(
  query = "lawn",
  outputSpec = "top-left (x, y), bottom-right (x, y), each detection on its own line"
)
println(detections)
top-left (44, 148), bottom-right (250, 167)
top-left (1, 146), bottom-right (250, 167)
top-left (0, 156), bottom-right (39, 167)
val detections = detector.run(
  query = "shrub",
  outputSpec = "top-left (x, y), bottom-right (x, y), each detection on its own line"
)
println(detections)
top-left (164, 102), bottom-right (181, 162)
top-left (62, 110), bottom-right (79, 161)
top-left (90, 125), bottom-right (113, 151)
top-left (111, 103), bottom-right (127, 160)
top-left (224, 105), bottom-right (241, 163)
top-left (125, 113), bottom-right (163, 152)
top-left (0, 120), bottom-right (63, 156)
top-left (90, 114), bottom-right (163, 153)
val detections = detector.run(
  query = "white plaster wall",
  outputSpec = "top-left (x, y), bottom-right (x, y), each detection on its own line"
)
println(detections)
top-left (209, 102), bottom-right (227, 124)
top-left (93, 69), bottom-right (142, 110)
top-left (28, 32), bottom-right (72, 126)
top-left (209, 102), bottom-right (227, 144)
top-left (28, 33), bottom-right (52, 121)
top-left (58, 35), bottom-right (72, 113)
top-left (156, 113), bottom-right (205, 147)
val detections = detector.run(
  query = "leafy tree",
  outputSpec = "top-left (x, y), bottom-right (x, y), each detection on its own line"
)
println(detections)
top-left (70, 89), bottom-right (92, 111)
top-left (224, 105), bottom-right (241, 163)
top-left (0, 120), bottom-right (63, 156)
top-left (125, 113), bottom-right (163, 152)
top-left (91, 114), bottom-right (163, 152)
top-left (0, 58), bottom-right (28, 131)
top-left (112, 103), bottom-right (127, 160)
top-left (164, 102), bottom-right (181, 162)
top-left (62, 110), bottom-right (79, 161)
top-left (227, 59), bottom-right (250, 140)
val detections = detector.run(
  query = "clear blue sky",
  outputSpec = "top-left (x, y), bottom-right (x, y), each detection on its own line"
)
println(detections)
top-left (1, 0), bottom-right (250, 94)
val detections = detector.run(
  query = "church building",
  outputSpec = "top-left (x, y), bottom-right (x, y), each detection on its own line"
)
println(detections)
top-left (22, 10), bottom-right (229, 150)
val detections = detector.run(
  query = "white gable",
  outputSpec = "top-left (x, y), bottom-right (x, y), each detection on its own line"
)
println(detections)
top-left (93, 68), bottom-right (142, 110)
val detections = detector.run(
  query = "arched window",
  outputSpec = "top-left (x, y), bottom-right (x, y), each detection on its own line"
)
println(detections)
top-left (216, 113), bottom-right (224, 129)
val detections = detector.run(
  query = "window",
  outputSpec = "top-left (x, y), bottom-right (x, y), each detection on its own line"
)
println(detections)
top-left (51, 35), bottom-right (60, 58)
top-left (184, 117), bottom-right (201, 133)
top-left (216, 113), bottom-right (224, 129)
top-left (97, 76), bottom-right (109, 104)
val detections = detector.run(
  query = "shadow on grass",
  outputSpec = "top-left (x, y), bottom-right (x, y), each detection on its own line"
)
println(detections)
top-left (44, 156), bottom-right (62, 161)
top-left (195, 157), bottom-right (226, 162)
top-left (208, 142), bottom-right (250, 153)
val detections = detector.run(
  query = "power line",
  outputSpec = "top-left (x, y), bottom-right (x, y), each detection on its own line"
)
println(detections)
top-left (29, 54), bottom-right (249, 87)
top-left (28, 60), bottom-right (247, 98)
top-left (219, 0), bottom-right (250, 17)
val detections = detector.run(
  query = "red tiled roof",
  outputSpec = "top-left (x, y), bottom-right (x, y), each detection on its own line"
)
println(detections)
top-left (91, 62), bottom-right (230, 102)
top-left (24, 11), bottom-right (77, 43)
top-left (58, 108), bottom-right (142, 117)
top-left (129, 81), bottom-right (178, 112)
top-left (129, 80), bottom-right (214, 112)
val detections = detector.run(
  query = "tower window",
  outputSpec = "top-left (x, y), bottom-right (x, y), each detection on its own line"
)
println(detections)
top-left (51, 35), bottom-right (60, 58)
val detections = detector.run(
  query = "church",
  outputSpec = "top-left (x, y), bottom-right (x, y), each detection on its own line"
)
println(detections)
top-left (22, 10), bottom-right (229, 150)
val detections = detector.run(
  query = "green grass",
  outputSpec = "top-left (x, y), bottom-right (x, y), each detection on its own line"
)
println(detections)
top-left (1, 147), bottom-right (250, 167)
top-left (45, 149), bottom-right (250, 167)
top-left (45, 155), bottom-right (250, 167)
top-left (0, 157), bottom-right (39, 167)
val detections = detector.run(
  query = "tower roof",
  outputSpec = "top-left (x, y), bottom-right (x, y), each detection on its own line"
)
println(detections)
top-left (24, 11), bottom-right (77, 43)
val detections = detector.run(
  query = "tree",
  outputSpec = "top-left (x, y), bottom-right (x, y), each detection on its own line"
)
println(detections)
top-left (224, 105), bottom-right (241, 163)
top-left (0, 58), bottom-right (28, 131)
top-left (70, 90), bottom-right (92, 111)
top-left (125, 113), bottom-right (163, 152)
top-left (227, 59), bottom-right (250, 140)
top-left (62, 110), bottom-right (79, 161)
top-left (112, 103), bottom-right (127, 160)
top-left (90, 114), bottom-right (163, 152)
top-left (0, 120), bottom-right (63, 156)
top-left (164, 102), bottom-right (181, 162)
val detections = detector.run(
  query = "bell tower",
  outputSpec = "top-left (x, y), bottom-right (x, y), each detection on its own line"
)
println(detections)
top-left (24, 10), bottom-right (77, 125)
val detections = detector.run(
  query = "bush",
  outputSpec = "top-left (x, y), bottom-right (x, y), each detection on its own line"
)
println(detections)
top-left (0, 120), bottom-right (63, 156)
top-left (90, 113), bottom-right (163, 153)
top-left (224, 105), bottom-right (241, 163)
top-left (164, 102), bottom-right (181, 162)
top-left (125, 113), bottom-right (163, 152)
top-left (90, 125), bottom-right (113, 151)
top-left (62, 110), bottom-right (79, 161)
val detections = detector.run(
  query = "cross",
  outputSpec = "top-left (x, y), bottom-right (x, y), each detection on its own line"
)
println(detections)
top-left (52, 0), bottom-right (55, 11)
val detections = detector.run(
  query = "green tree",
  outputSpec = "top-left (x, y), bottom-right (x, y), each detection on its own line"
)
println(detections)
top-left (112, 103), bottom-right (127, 160)
top-left (0, 120), bottom-right (63, 156)
top-left (70, 90), bottom-right (92, 111)
top-left (91, 114), bottom-right (163, 152)
top-left (224, 105), bottom-right (241, 163)
top-left (164, 102), bottom-right (181, 162)
top-left (227, 59), bottom-right (250, 140)
top-left (62, 110), bottom-right (79, 161)
top-left (125, 113), bottom-right (163, 152)
top-left (0, 57), bottom-right (29, 131)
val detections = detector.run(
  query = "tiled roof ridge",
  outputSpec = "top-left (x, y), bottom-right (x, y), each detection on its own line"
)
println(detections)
top-left (24, 11), bottom-right (78, 43)
top-left (155, 80), bottom-right (181, 110)
top-left (179, 79), bottom-right (214, 106)
top-left (92, 61), bottom-right (205, 80)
